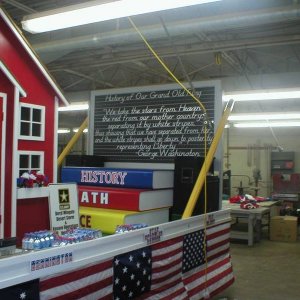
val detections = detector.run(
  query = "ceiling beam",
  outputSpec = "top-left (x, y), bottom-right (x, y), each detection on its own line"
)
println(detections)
top-left (2, 0), bottom-right (36, 13)
top-left (51, 69), bottom-right (114, 88)
top-left (46, 34), bottom-right (300, 73)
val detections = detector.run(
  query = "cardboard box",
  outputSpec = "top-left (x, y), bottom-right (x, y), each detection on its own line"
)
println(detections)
top-left (270, 216), bottom-right (298, 242)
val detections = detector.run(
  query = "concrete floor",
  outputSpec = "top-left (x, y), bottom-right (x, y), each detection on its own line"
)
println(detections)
top-left (212, 235), bottom-right (300, 300)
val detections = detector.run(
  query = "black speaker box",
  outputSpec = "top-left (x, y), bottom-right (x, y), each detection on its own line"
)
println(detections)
top-left (65, 155), bottom-right (105, 167)
top-left (172, 157), bottom-right (219, 218)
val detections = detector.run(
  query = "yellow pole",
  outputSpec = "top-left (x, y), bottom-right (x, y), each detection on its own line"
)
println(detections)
top-left (57, 117), bottom-right (89, 167)
top-left (182, 99), bottom-right (234, 219)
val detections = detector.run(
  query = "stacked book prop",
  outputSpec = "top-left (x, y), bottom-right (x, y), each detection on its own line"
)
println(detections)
top-left (61, 167), bottom-right (174, 234)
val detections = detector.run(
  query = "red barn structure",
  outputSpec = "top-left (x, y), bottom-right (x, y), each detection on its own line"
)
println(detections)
top-left (0, 8), bottom-right (68, 242)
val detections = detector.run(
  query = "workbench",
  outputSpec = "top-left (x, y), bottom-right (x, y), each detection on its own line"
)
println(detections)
top-left (222, 201), bottom-right (279, 246)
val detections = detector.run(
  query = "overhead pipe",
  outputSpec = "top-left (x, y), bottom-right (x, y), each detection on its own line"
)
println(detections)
top-left (182, 99), bottom-right (235, 219)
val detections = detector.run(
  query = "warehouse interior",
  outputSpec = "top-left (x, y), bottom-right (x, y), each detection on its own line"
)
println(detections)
top-left (1, 0), bottom-right (300, 299)
top-left (4, 0), bottom-right (300, 190)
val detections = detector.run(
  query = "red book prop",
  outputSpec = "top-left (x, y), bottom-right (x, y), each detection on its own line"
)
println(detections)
top-left (78, 186), bottom-right (173, 211)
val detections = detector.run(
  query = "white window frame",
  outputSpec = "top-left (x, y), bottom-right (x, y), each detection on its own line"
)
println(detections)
top-left (18, 151), bottom-right (44, 177)
top-left (19, 103), bottom-right (45, 141)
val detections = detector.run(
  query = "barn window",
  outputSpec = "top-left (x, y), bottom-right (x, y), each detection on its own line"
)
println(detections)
top-left (18, 151), bottom-right (44, 177)
top-left (19, 103), bottom-right (45, 140)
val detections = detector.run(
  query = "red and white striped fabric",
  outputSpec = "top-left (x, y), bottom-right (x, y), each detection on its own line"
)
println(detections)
top-left (40, 260), bottom-right (113, 300)
top-left (40, 221), bottom-right (233, 299)
top-left (141, 236), bottom-right (189, 300)
top-left (183, 222), bottom-right (234, 299)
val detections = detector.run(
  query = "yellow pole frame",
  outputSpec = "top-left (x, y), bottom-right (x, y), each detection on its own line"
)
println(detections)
top-left (57, 117), bottom-right (89, 167)
top-left (182, 99), bottom-right (234, 219)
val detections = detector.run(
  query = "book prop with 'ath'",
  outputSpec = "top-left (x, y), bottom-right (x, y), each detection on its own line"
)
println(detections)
top-left (78, 186), bottom-right (173, 211)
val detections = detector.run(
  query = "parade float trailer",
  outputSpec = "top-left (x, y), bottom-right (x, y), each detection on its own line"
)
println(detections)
top-left (0, 7), bottom-right (234, 299)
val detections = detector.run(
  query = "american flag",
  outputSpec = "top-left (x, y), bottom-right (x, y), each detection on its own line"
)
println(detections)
top-left (40, 221), bottom-right (233, 299)
top-left (0, 279), bottom-right (40, 299)
top-left (183, 221), bottom-right (234, 300)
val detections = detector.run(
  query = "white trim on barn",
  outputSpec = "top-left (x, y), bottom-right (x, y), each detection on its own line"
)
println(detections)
top-left (18, 150), bottom-right (45, 175)
top-left (0, 9), bottom-right (68, 107)
top-left (53, 96), bottom-right (59, 183)
top-left (11, 87), bottom-right (20, 236)
top-left (0, 60), bottom-right (26, 97)
top-left (19, 102), bottom-right (46, 141)
top-left (0, 93), bottom-right (7, 239)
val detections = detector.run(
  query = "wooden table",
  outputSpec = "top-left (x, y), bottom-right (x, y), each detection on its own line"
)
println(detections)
top-left (259, 200), bottom-right (281, 208)
top-left (222, 201), bottom-right (274, 246)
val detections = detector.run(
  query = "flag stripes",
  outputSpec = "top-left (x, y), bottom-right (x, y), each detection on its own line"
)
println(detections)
top-left (206, 223), bottom-right (231, 262)
top-left (39, 220), bottom-right (233, 300)
top-left (142, 236), bottom-right (189, 299)
top-left (183, 221), bottom-right (233, 300)
top-left (184, 256), bottom-right (234, 299)
top-left (40, 260), bottom-right (113, 300)
top-left (208, 275), bottom-right (235, 299)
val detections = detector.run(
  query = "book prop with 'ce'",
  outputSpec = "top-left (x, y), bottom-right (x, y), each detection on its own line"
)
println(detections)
top-left (61, 167), bottom-right (174, 189)
top-left (78, 186), bottom-right (173, 211)
top-left (79, 207), bottom-right (170, 234)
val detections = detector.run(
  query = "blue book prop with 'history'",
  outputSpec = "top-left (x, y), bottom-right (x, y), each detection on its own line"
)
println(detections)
top-left (61, 167), bottom-right (174, 189)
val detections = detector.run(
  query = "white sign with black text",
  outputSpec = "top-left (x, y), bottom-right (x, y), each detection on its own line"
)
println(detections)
top-left (49, 183), bottom-right (79, 235)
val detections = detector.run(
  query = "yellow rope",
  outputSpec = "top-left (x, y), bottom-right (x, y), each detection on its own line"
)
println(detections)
top-left (203, 124), bottom-right (209, 294)
top-left (128, 16), bottom-right (210, 294)
top-left (128, 17), bottom-right (207, 115)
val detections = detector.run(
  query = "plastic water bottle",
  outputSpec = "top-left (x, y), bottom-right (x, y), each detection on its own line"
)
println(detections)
top-left (22, 233), bottom-right (29, 250)
top-left (44, 233), bottom-right (50, 248)
top-left (33, 234), bottom-right (41, 250)
top-left (49, 231), bottom-right (53, 245)
top-left (39, 234), bottom-right (46, 249)
top-left (28, 234), bottom-right (34, 250)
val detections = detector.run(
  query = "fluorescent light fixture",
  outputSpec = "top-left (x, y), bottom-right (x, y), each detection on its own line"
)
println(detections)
top-left (22, 0), bottom-right (221, 33)
top-left (224, 88), bottom-right (300, 102)
top-left (58, 103), bottom-right (89, 112)
top-left (234, 121), bottom-right (300, 128)
top-left (73, 128), bottom-right (89, 133)
top-left (58, 129), bottom-right (71, 134)
top-left (228, 112), bottom-right (300, 121)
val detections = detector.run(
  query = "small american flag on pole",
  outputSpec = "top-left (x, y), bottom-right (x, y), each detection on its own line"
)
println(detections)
top-left (40, 221), bottom-right (233, 299)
